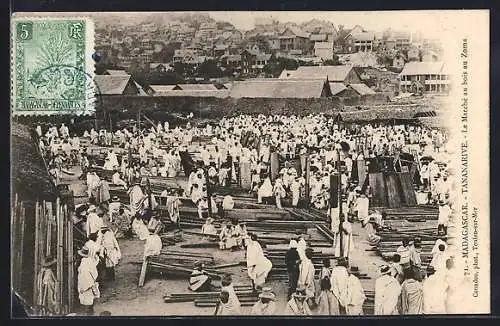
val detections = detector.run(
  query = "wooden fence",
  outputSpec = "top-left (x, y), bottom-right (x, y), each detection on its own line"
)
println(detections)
top-left (11, 194), bottom-right (75, 316)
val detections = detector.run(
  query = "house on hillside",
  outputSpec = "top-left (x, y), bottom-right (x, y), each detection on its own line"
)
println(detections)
top-left (229, 79), bottom-right (332, 98)
top-left (279, 65), bottom-right (362, 84)
top-left (350, 31), bottom-right (376, 52)
top-left (279, 27), bottom-right (310, 52)
top-left (399, 61), bottom-right (450, 93)
top-left (314, 41), bottom-right (334, 60)
top-left (240, 49), bottom-right (271, 74)
top-left (94, 75), bottom-right (142, 96)
top-left (392, 52), bottom-right (407, 70)
top-left (150, 63), bottom-right (173, 73)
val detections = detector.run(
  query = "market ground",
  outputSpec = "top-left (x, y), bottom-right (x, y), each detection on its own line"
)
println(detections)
top-left (63, 168), bottom-right (384, 316)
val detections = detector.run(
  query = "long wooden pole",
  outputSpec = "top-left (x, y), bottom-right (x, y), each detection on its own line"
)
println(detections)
top-left (33, 200), bottom-right (40, 309)
top-left (18, 202), bottom-right (26, 293)
top-left (11, 194), bottom-right (18, 291)
top-left (56, 198), bottom-right (64, 314)
top-left (337, 148), bottom-right (344, 259)
top-left (66, 204), bottom-right (74, 313)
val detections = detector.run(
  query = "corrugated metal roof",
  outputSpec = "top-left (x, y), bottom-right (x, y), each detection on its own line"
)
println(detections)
top-left (281, 65), bottom-right (355, 82)
top-left (173, 84), bottom-right (218, 91)
top-left (94, 75), bottom-right (136, 95)
top-left (153, 90), bottom-right (229, 98)
top-left (150, 85), bottom-right (177, 93)
top-left (229, 79), bottom-right (327, 98)
top-left (349, 83), bottom-right (376, 95)
top-left (329, 82), bottom-right (347, 96)
top-left (400, 61), bottom-right (445, 76)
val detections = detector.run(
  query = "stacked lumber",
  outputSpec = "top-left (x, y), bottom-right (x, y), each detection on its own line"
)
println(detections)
top-left (139, 250), bottom-right (219, 286)
top-left (163, 284), bottom-right (259, 307)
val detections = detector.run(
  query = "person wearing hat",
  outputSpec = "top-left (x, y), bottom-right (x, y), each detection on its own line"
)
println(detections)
top-left (297, 248), bottom-right (316, 306)
top-left (251, 287), bottom-right (276, 315)
top-left (285, 287), bottom-right (312, 315)
top-left (77, 246), bottom-right (100, 315)
top-left (35, 257), bottom-right (58, 314)
top-left (189, 262), bottom-right (212, 292)
top-left (316, 277), bottom-right (339, 315)
top-left (99, 226), bottom-right (121, 281)
top-left (330, 257), bottom-right (349, 315)
top-left (346, 267), bottom-right (366, 315)
top-left (108, 196), bottom-right (121, 223)
top-left (400, 266), bottom-right (424, 314)
top-left (214, 290), bottom-right (240, 316)
top-left (374, 264), bottom-right (401, 315)
top-left (285, 239), bottom-right (301, 299)
top-left (246, 234), bottom-right (272, 291)
top-left (201, 217), bottom-right (217, 237)
top-left (422, 265), bottom-right (447, 314)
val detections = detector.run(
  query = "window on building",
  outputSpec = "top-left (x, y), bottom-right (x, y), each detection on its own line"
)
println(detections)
top-left (425, 85), bottom-right (430, 91)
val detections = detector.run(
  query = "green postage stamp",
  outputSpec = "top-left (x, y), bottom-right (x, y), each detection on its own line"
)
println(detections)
top-left (11, 16), bottom-right (95, 116)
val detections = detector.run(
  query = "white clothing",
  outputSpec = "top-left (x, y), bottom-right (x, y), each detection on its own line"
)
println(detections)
top-left (144, 234), bottom-right (162, 258)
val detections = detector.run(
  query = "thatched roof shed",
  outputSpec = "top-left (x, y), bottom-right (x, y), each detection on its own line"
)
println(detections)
top-left (11, 122), bottom-right (58, 200)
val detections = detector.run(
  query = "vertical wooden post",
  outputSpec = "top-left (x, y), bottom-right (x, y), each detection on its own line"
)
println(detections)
top-left (11, 194), bottom-right (19, 291)
top-left (305, 154), bottom-right (310, 204)
top-left (67, 212), bottom-right (74, 313)
top-left (56, 198), bottom-right (64, 314)
top-left (33, 200), bottom-right (40, 309)
top-left (46, 202), bottom-right (53, 257)
top-left (18, 202), bottom-right (26, 293)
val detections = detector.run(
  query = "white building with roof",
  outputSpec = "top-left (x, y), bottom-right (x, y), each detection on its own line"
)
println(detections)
top-left (399, 61), bottom-right (450, 93)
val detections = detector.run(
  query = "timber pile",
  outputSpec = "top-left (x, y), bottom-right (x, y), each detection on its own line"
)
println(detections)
top-left (163, 284), bottom-right (259, 307)
top-left (139, 250), bottom-right (220, 287)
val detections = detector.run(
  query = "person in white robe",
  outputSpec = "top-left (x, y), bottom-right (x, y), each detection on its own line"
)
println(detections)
top-left (214, 291), bottom-right (241, 315)
top-left (437, 200), bottom-right (451, 235)
top-left (77, 246), bottom-right (100, 315)
top-left (374, 265), bottom-right (401, 315)
top-left (112, 172), bottom-right (128, 190)
top-left (143, 227), bottom-right (162, 258)
top-left (189, 262), bottom-right (212, 292)
top-left (132, 216), bottom-right (149, 241)
top-left (330, 257), bottom-right (349, 314)
top-left (165, 191), bottom-right (181, 224)
top-left (86, 172), bottom-right (101, 199)
top-left (257, 175), bottom-right (273, 204)
top-left (423, 266), bottom-right (447, 314)
top-left (246, 234), bottom-right (272, 290)
top-left (85, 205), bottom-right (103, 238)
top-left (355, 193), bottom-right (369, 223)
top-left (99, 226), bottom-right (121, 281)
top-left (251, 287), bottom-right (277, 315)
top-left (128, 184), bottom-right (146, 217)
top-left (108, 196), bottom-right (121, 223)
top-left (201, 217), bottom-right (217, 236)
top-left (296, 234), bottom-right (307, 261)
top-left (290, 177), bottom-right (301, 207)
top-left (221, 274), bottom-right (241, 310)
top-left (346, 271), bottom-right (366, 315)
top-left (273, 176), bottom-right (286, 209)
top-left (285, 288), bottom-right (312, 315)
top-left (297, 249), bottom-right (316, 302)
top-left (335, 219), bottom-right (354, 258)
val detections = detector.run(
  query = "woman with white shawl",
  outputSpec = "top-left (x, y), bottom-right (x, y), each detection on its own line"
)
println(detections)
top-left (246, 234), bottom-right (272, 291)
top-left (77, 246), bottom-right (100, 315)
top-left (257, 175), bottom-right (273, 204)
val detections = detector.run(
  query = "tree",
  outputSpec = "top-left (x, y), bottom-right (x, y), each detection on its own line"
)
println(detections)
top-left (263, 57), bottom-right (299, 77)
top-left (196, 59), bottom-right (223, 79)
top-left (322, 55), bottom-right (340, 66)
top-left (151, 42), bottom-right (180, 63)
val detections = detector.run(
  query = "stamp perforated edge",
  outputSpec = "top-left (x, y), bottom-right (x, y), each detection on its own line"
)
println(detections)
top-left (10, 14), bottom-right (96, 116)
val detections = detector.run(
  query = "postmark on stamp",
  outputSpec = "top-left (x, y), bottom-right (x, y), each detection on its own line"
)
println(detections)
top-left (11, 16), bottom-right (95, 116)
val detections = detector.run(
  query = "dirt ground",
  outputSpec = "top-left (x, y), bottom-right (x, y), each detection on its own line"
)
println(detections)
top-left (62, 167), bottom-right (384, 316)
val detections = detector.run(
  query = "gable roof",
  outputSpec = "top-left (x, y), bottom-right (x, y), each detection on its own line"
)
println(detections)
top-left (280, 26), bottom-right (310, 39)
top-left (229, 79), bottom-right (328, 98)
top-left (173, 84), bottom-right (218, 91)
top-left (150, 63), bottom-right (172, 69)
top-left (314, 41), bottom-right (333, 50)
top-left (104, 69), bottom-right (128, 75)
top-left (329, 82), bottom-right (348, 96)
top-left (351, 31), bottom-right (375, 41)
top-left (310, 34), bottom-right (327, 41)
top-left (150, 85), bottom-right (177, 94)
top-left (154, 90), bottom-right (229, 98)
top-left (349, 83), bottom-right (376, 95)
top-left (400, 61), bottom-right (445, 75)
top-left (281, 65), bottom-right (355, 82)
top-left (94, 75), bottom-right (138, 95)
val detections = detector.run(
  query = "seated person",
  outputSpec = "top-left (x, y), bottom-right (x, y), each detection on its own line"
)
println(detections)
top-left (201, 217), bottom-right (218, 236)
top-left (189, 262), bottom-right (213, 292)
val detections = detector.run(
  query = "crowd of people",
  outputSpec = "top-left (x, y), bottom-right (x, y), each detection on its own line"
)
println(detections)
top-left (31, 112), bottom-right (460, 316)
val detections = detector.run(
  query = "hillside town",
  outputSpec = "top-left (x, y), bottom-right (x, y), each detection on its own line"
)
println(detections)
top-left (11, 12), bottom-right (466, 317)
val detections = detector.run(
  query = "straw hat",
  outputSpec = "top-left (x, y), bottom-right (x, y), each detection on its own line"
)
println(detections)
top-left (258, 287), bottom-right (276, 301)
top-left (78, 246), bottom-right (90, 258)
top-left (292, 287), bottom-right (308, 298)
top-left (87, 204), bottom-right (97, 213)
top-left (206, 217), bottom-right (214, 224)
top-left (380, 265), bottom-right (391, 275)
top-left (111, 196), bottom-right (120, 202)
